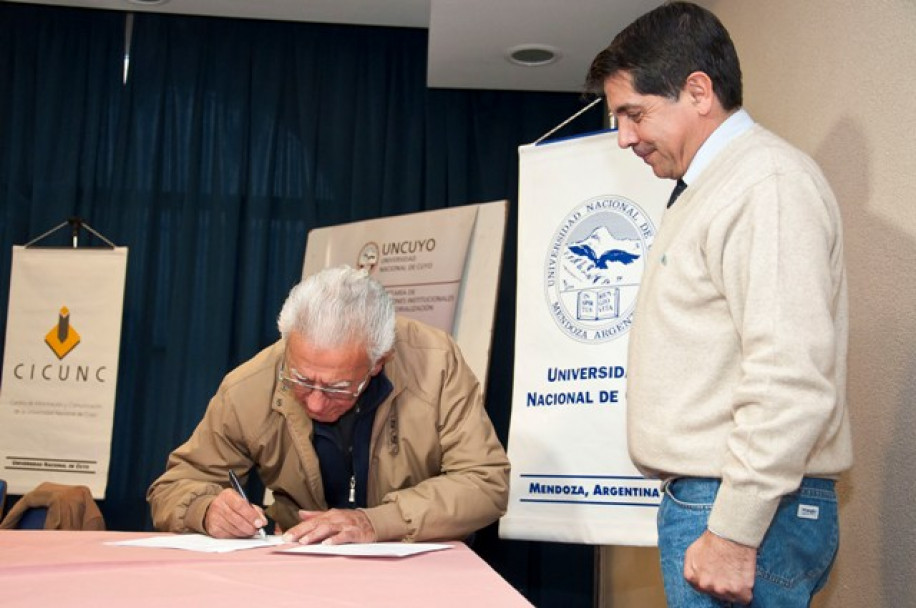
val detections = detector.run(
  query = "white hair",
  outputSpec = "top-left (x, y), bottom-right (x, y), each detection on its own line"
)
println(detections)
top-left (277, 266), bottom-right (395, 364)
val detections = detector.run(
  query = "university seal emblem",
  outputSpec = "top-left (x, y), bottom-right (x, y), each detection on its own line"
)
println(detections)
top-left (356, 242), bottom-right (380, 275)
top-left (544, 195), bottom-right (656, 343)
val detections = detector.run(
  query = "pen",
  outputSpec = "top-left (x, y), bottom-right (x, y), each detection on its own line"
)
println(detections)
top-left (228, 469), bottom-right (267, 539)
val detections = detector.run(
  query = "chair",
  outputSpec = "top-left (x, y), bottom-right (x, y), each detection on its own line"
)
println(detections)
top-left (16, 505), bottom-right (49, 529)
top-left (0, 482), bottom-right (104, 530)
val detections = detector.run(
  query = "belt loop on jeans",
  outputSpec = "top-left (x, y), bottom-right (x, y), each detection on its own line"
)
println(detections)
top-left (799, 476), bottom-right (836, 491)
top-left (663, 476), bottom-right (835, 497)
top-left (660, 476), bottom-right (686, 493)
top-left (660, 476), bottom-right (723, 493)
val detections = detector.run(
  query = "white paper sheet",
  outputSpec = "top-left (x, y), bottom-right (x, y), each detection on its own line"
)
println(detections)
top-left (279, 542), bottom-right (452, 558)
top-left (107, 534), bottom-right (286, 553)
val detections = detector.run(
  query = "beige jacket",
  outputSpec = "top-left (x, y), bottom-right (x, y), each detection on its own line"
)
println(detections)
top-left (148, 317), bottom-right (509, 541)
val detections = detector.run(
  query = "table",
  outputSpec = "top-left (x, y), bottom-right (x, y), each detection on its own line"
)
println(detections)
top-left (0, 530), bottom-right (533, 607)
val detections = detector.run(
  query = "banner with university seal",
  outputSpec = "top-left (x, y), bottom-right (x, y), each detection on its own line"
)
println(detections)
top-left (500, 131), bottom-right (669, 545)
top-left (0, 246), bottom-right (128, 498)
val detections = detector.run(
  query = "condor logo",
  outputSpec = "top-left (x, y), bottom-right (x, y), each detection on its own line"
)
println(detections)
top-left (544, 195), bottom-right (656, 343)
top-left (45, 306), bottom-right (81, 359)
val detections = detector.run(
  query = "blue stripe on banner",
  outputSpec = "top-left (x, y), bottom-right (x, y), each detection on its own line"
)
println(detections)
top-left (516, 473), bottom-right (662, 507)
top-left (520, 499), bottom-right (659, 507)
top-left (520, 473), bottom-right (646, 480)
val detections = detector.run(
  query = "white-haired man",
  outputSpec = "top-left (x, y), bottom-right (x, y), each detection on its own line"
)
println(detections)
top-left (149, 266), bottom-right (509, 544)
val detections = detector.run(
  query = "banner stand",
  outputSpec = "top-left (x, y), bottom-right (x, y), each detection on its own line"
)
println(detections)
top-left (532, 97), bottom-right (604, 145)
top-left (23, 217), bottom-right (118, 249)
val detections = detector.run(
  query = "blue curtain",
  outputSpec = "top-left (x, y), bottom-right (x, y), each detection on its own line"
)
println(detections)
top-left (0, 4), bottom-right (603, 605)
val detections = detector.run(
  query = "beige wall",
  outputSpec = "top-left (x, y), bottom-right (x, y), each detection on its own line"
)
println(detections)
top-left (601, 2), bottom-right (916, 606)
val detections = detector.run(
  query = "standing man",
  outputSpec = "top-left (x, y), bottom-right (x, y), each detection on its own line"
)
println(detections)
top-left (585, 2), bottom-right (852, 606)
top-left (148, 265), bottom-right (509, 545)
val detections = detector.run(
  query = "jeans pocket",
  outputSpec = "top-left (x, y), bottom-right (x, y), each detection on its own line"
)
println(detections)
top-left (755, 489), bottom-right (839, 590)
top-left (664, 478), bottom-right (718, 510)
top-left (659, 479), bottom-right (716, 537)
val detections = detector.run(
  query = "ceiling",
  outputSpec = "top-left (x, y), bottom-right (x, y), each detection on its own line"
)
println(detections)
top-left (8, 0), bottom-right (663, 93)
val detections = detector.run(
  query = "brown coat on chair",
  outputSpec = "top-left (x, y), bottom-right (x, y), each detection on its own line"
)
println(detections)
top-left (0, 482), bottom-right (105, 530)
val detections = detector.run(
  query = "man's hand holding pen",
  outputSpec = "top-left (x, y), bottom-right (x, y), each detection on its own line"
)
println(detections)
top-left (204, 487), bottom-right (268, 539)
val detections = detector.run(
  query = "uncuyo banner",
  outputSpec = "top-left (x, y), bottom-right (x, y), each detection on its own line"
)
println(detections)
top-left (301, 206), bottom-right (477, 336)
top-left (0, 246), bottom-right (128, 498)
top-left (500, 131), bottom-right (668, 545)
top-left (302, 203), bottom-right (507, 397)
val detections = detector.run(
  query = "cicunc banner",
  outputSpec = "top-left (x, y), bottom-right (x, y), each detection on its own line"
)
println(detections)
top-left (0, 247), bottom-right (128, 498)
top-left (500, 131), bottom-right (668, 545)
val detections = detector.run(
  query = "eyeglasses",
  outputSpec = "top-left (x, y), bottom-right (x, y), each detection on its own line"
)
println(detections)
top-left (277, 363), bottom-right (371, 402)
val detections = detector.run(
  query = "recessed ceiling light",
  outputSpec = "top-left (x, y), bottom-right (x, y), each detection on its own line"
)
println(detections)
top-left (506, 44), bottom-right (561, 67)
top-left (126, 0), bottom-right (170, 6)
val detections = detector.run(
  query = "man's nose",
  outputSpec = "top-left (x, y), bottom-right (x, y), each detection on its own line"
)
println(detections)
top-left (303, 390), bottom-right (332, 411)
top-left (616, 120), bottom-right (637, 149)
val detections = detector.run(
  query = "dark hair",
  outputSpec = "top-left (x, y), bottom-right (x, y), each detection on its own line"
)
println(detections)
top-left (585, 1), bottom-right (742, 110)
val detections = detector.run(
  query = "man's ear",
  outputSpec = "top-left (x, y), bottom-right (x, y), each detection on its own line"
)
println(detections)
top-left (683, 71), bottom-right (715, 115)
top-left (371, 350), bottom-right (394, 375)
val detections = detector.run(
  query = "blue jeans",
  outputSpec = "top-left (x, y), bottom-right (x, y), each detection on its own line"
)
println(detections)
top-left (658, 477), bottom-right (839, 607)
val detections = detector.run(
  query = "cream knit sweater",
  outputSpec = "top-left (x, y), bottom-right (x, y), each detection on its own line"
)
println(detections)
top-left (626, 124), bottom-right (853, 547)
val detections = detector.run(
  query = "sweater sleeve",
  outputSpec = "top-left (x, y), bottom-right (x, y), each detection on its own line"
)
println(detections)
top-left (703, 166), bottom-right (845, 547)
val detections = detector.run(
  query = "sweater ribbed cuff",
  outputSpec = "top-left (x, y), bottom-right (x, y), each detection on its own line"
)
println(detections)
top-left (707, 485), bottom-right (780, 548)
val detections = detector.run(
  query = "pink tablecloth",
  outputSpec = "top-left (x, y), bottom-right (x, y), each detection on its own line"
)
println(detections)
top-left (0, 530), bottom-right (532, 607)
